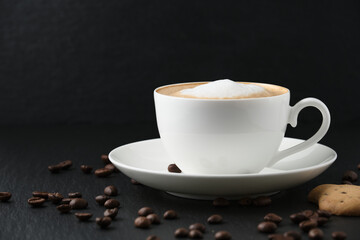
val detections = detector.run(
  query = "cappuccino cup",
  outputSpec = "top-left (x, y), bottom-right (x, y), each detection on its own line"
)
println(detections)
top-left (154, 81), bottom-right (330, 174)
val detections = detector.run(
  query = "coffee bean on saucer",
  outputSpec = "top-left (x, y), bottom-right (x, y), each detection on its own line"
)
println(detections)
top-left (174, 228), bottom-right (189, 238)
top-left (238, 197), bottom-right (252, 206)
top-left (96, 216), bottom-right (112, 228)
top-left (58, 160), bottom-right (72, 170)
top-left (214, 231), bottom-right (232, 240)
top-left (101, 154), bottom-right (110, 164)
top-left (331, 231), bottom-right (347, 240)
top-left (105, 163), bottom-right (119, 173)
top-left (342, 170), bottom-right (358, 182)
top-left (48, 165), bottom-right (62, 173)
top-left (61, 198), bottom-right (72, 204)
top-left (189, 229), bottom-right (203, 239)
top-left (299, 220), bottom-right (317, 232)
top-left (302, 210), bottom-right (314, 218)
top-left (134, 216), bottom-right (151, 228)
top-left (104, 199), bottom-right (120, 209)
top-left (146, 213), bottom-right (161, 224)
top-left (257, 221), bottom-right (277, 233)
top-left (207, 214), bottom-right (223, 224)
top-left (213, 198), bottom-right (230, 207)
top-left (131, 179), bottom-right (141, 185)
top-left (104, 185), bottom-right (118, 196)
top-left (28, 197), bottom-right (45, 207)
top-left (264, 213), bottom-right (282, 224)
top-left (284, 230), bottom-right (301, 240)
top-left (253, 196), bottom-right (272, 206)
top-left (68, 192), bottom-right (82, 198)
top-left (95, 195), bottom-right (110, 205)
top-left (48, 193), bottom-right (63, 204)
top-left (189, 223), bottom-right (206, 233)
top-left (80, 165), bottom-right (93, 174)
top-left (75, 212), bottom-right (93, 221)
top-left (268, 234), bottom-right (293, 240)
top-left (290, 212), bottom-right (308, 224)
top-left (0, 192), bottom-right (12, 202)
top-left (163, 210), bottom-right (177, 219)
top-left (104, 208), bottom-right (118, 219)
top-left (341, 180), bottom-right (353, 185)
top-left (69, 198), bottom-right (88, 209)
top-left (56, 204), bottom-right (71, 213)
top-left (147, 235), bottom-right (161, 240)
top-left (316, 217), bottom-right (328, 226)
top-left (94, 168), bottom-right (112, 177)
top-left (316, 209), bottom-right (331, 218)
top-left (138, 207), bottom-right (154, 216)
top-left (309, 228), bottom-right (323, 240)
top-left (32, 191), bottom-right (49, 199)
top-left (168, 164), bottom-right (182, 173)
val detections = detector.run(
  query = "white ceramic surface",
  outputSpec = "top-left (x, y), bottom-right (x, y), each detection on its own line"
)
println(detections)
top-left (154, 82), bottom-right (331, 174)
top-left (109, 137), bottom-right (336, 199)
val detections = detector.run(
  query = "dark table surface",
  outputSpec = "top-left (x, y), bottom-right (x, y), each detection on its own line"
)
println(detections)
top-left (0, 122), bottom-right (359, 240)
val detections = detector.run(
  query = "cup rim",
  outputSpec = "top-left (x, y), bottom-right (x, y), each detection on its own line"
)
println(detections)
top-left (154, 81), bottom-right (290, 101)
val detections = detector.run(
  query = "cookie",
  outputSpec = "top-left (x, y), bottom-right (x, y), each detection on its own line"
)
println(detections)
top-left (308, 184), bottom-right (360, 216)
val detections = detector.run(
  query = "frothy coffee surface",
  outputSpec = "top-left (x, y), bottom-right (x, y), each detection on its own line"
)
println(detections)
top-left (157, 79), bottom-right (287, 99)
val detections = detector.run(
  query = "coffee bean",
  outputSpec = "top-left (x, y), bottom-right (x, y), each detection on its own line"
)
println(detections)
top-left (94, 168), bottom-right (112, 177)
top-left (134, 216), bottom-right (151, 228)
top-left (96, 216), bottom-right (112, 228)
top-left (316, 217), bottom-right (328, 226)
top-left (95, 195), bottom-right (110, 205)
top-left (61, 198), bottom-right (72, 204)
top-left (331, 231), bottom-right (347, 240)
top-left (80, 165), bottom-right (93, 174)
top-left (0, 192), bottom-right (12, 202)
top-left (268, 234), bottom-right (293, 240)
top-left (32, 191), bottom-right (49, 199)
top-left (358, 163), bottom-right (360, 170)
top-left (131, 179), bottom-right (141, 185)
top-left (163, 210), bottom-right (177, 219)
top-left (56, 204), bottom-right (71, 213)
top-left (28, 197), bottom-right (45, 207)
top-left (168, 164), bottom-right (182, 173)
top-left (48, 165), bottom-right (62, 173)
top-left (189, 223), bottom-right (206, 233)
top-left (342, 180), bottom-right (353, 185)
top-left (257, 221), bottom-right (277, 233)
top-left (264, 213), bottom-right (282, 224)
top-left (69, 198), bottom-right (88, 209)
top-left (213, 198), bottom-right (230, 207)
top-left (146, 213), bottom-right (161, 224)
top-left (309, 228), bottom-right (323, 240)
top-left (58, 160), bottom-right (72, 170)
top-left (105, 163), bottom-right (119, 173)
top-left (290, 212), bottom-right (308, 224)
top-left (147, 235), bottom-right (161, 240)
top-left (284, 230), bottom-right (301, 240)
top-left (189, 229), bottom-right (203, 239)
top-left (214, 231), bottom-right (232, 240)
top-left (316, 209), bottom-right (331, 218)
top-left (299, 220), bottom-right (317, 232)
top-left (104, 185), bottom-right (118, 196)
top-left (238, 197), bottom-right (252, 206)
top-left (75, 212), bottom-right (93, 221)
top-left (48, 192), bottom-right (63, 204)
top-left (101, 154), bottom-right (110, 164)
top-left (174, 228), bottom-right (189, 238)
top-left (68, 192), bottom-right (82, 198)
top-left (104, 199), bottom-right (120, 209)
top-left (138, 207), bottom-right (154, 216)
top-left (302, 209), bottom-right (314, 218)
top-left (207, 214), bottom-right (223, 224)
top-left (253, 196), bottom-right (272, 206)
top-left (342, 170), bottom-right (358, 182)
top-left (104, 208), bottom-right (118, 219)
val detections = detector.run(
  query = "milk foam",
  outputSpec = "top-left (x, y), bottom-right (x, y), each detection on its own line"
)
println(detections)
top-left (179, 79), bottom-right (269, 99)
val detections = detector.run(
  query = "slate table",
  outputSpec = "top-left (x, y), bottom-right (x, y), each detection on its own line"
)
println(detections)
top-left (0, 123), bottom-right (359, 240)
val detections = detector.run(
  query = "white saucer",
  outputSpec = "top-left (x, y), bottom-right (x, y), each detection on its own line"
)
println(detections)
top-left (109, 138), bottom-right (336, 200)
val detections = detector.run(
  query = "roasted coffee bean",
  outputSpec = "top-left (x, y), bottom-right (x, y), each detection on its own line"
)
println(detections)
top-left (316, 217), bottom-right (328, 226)
top-left (147, 235), bottom-right (161, 240)
top-left (69, 198), bottom-right (88, 209)
top-left (104, 199), bottom-right (120, 209)
top-left (56, 204), bottom-right (71, 213)
top-left (95, 195), bottom-right (110, 205)
top-left (358, 163), bottom-right (360, 170)
top-left (299, 220), bottom-right (317, 232)
top-left (134, 216), bottom-right (151, 228)
top-left (207, 214), bottom-right (223, 224)
top-left (189, 229), bottom-right (203, 239)
top-left (163, 209), bottom-right (177, 219)
top-left (290, 212), bottom-right (308, 223)
top-left (61, 198), bottom-right (72, 204)
top-left (80, 165), bottom-right (93, 174)
top-left (268, 234), bottom-right (293, 240)
top-left (331, 231), bottom-right (347, 240)
top-left (105, 163), bottom-right (119, 173)
top-left (264, 213), bottom-right (282, 224)
top-left (94, 168), bottom-right (112, 177)
top-left (238, 197), bottom-right (252, 206)
top-left (309, 228), bottom-right (323, 240)
top-left (131, 179), bottom-right (141, 185)
top-left (341, 180), bottom-right (353, 185)
top-left (0, 192), bottom-right (12, 202)
top-left (28, 197), bottom-right (45, 207)
top-left (101, 154), bottom-right (110, 164)
top-left (168, 164), bottom-right (182, 173)
top-left (104, 185), bottom-right (118, 196)
top-left (146, 213), bottom-right (161, 224)
top-left (342, 170), bottom-right (358, 182)
top-left (189, 223), bottom-right (206, 233)
top-left (316, 209), bottom-right (331, 218)
top-left (58, 160), bottom-right (72, 170)
top-left (257, 221), bottom-right (277, 233)
top-left (174, 228), bottom-right (189, 238)
top-left (138, 207), bottom-right (154, 216)
top-left (75, 212), bottom-right (93, 221)
top-left (284, 230), bottom-right (302, 240)
top-left (68, 192), bottom-right (82, 198)
top-left (32, 191), bottom-right (49, 199)
top-left (253, 196), bottom-right (272, 206)
top-left (48, 165), bottom-right (62, 173)
top-left (104, 208), bottom-right (118, 219)
top-left (302, 210), bottom-right (314, 218)
top-left (214, 231), bottom-right (232, 240)
top-left (213, 197), bottom-right (230, 207)
top-left (96, 216), bottom-right (112, 228)
top-left (48, 192), bottom-right (63, 204)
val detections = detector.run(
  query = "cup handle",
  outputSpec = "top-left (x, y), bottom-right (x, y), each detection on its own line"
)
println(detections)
top-left (267, 97), bottom-right (331, 167)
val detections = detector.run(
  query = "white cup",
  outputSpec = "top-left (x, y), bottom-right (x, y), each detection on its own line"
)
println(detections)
top-left (154, 82), bottom-right (330, 174)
